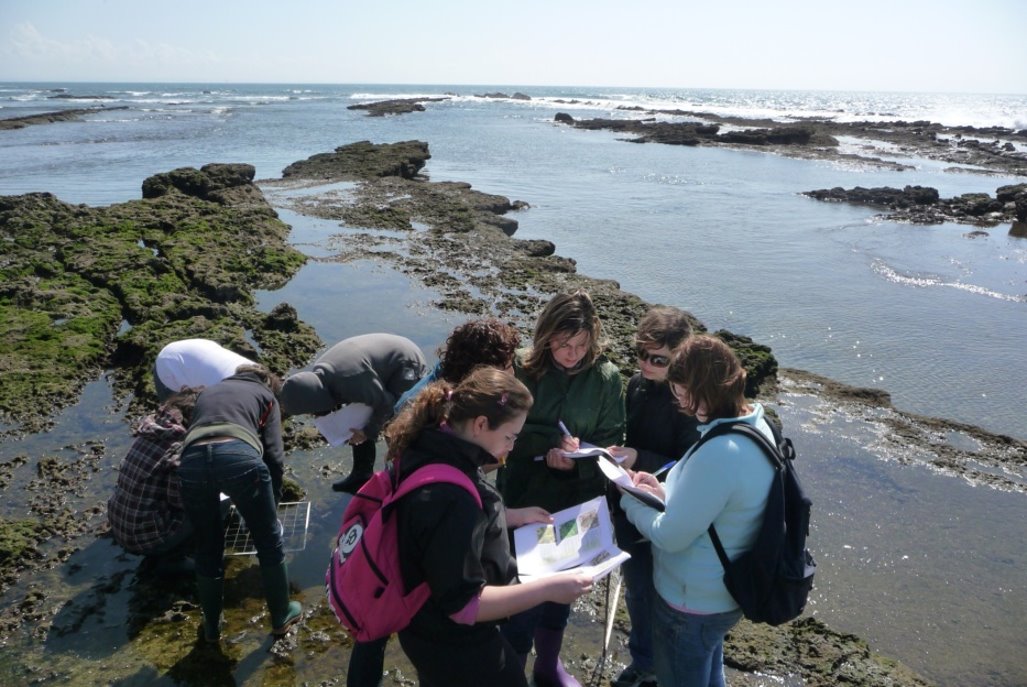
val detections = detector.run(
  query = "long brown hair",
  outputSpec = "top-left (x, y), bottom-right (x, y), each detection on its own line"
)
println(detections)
top-left (667, 335), bottom-right (747, 421)
top-left (384, 367), bottom-right (532, 460)
top-left (521, 290), bottom-right (604, 379)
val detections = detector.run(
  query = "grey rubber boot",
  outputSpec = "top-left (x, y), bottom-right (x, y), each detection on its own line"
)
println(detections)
top-left (195, 575), bottom-right (224, 643)
top-left (260, 561), bottom-right (302, 636)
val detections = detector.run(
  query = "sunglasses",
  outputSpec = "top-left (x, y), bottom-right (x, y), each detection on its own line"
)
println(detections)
top-left (636, 347), bottom-right (671, 368)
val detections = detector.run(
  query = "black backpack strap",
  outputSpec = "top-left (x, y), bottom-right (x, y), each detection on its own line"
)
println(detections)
top-left (701, 421), bottom-right (785, 569)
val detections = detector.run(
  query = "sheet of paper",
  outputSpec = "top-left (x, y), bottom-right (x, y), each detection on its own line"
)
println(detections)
top-left (533, 442), bottom-right (625, 463)
top-left (313, 403), bottom-right (373, 446)
top-left (514, 496), bottom-right (630, 581)
top-left (597, 455), bottom-right (666, 512)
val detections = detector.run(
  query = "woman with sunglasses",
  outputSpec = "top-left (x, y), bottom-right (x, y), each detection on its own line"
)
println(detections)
top-left (606, 306), bottom-right (701, 687)
top-left (499, 290), bottom-right (626, 687)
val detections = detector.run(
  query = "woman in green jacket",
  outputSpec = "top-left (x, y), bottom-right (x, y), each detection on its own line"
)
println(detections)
top-left (499, 290), bottom-right (625, 687)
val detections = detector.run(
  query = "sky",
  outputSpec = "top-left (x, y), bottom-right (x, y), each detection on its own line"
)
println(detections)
top-left (1, 0), bottom-right (1025, 94)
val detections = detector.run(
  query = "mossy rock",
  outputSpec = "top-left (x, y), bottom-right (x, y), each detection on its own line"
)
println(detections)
top-left (0, 167), bottom-right (316, 431)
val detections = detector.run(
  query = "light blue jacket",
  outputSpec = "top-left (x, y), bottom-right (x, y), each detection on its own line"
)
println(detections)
top-left (622, 403), bottom-right (775, 613)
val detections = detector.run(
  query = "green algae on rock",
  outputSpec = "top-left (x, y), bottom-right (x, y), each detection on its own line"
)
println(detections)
top-left (0, 163), bottom-right (320, 433)
top-left (281, 140), bottom-right (432, 181)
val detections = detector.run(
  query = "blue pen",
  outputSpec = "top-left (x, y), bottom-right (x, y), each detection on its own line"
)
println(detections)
top-left (653, 460), bottom-right (677, 477)
top-left (557, 420), bottom-right (572, 437)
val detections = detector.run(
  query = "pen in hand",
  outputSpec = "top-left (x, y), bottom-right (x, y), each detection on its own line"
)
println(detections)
top-left (653, 460), bottom-right (676, 477)
top-left (557, 419), bottom-right (572, 437)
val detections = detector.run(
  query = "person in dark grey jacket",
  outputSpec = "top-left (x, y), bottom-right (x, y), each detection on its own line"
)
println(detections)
top-left (279, 333), bottom-right (427, 493)
top-left (176, 364), bottom-right (301, 642)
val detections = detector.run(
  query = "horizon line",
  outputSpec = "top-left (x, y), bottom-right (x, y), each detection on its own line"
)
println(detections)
top-left (2, 79), bottom-right (1025, 98)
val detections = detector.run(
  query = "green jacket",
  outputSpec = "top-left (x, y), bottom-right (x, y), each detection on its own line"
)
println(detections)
top-left (499, 351), bottom-right (626, 512)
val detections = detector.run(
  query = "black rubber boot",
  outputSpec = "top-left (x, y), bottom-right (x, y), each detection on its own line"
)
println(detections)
top-left (331, 441), bottom-right (375, 493)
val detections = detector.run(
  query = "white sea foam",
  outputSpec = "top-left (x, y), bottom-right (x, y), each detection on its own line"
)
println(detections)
top-left (872, 259), bottom-right (1027, 302)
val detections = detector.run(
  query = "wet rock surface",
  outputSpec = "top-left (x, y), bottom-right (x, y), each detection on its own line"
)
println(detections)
top-left (281, 139), bottom-right (432, 181)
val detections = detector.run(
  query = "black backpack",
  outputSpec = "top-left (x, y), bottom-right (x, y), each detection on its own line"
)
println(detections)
top-left (694, 420), bottom-right (815, 626)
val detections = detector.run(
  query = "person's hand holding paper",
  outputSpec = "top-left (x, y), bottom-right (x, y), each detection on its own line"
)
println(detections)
top-left (312, 403), bottom-right (373, 447)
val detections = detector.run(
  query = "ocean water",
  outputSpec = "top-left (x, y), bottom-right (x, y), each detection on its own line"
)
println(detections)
top-left (1, 83), bottom-right (1026, 686)
top-left (1, 82), bottom-right (1025, 439)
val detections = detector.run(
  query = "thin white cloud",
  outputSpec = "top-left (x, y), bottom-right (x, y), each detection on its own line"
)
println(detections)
top-left (2, 21), bottom-right (227, 80)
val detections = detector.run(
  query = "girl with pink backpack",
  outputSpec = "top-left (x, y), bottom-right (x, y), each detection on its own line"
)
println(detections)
top-left (385, 367), bottom-right (593, 686)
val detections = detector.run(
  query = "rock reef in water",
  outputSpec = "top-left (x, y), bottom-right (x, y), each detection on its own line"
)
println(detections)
top-left (0, 106), bottom-right (129, 131)
top-left (0, 162), bottom-right (321, 434)
top-left (282, 139), bottom-right (432, 180)
top-left (555, 111), bottom-right (1027, 177)
top-left (347, 96), bottom-right (450, 117)
top-left (275, 139), bottom-right (526, 237)
top-left (265, 139), bottom-right (958, 687)
top-left (803, 182), bottom-right (1027, 227)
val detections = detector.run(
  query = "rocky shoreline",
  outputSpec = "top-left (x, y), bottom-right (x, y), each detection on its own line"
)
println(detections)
top-left (3, 138), bottom-right (1025, 685)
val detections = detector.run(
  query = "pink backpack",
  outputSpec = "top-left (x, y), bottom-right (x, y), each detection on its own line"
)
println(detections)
top-left (325, 462), bottom-right (482, 642)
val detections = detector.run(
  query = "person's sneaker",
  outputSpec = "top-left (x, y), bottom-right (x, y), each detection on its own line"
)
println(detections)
top-left (612, 664), bottom-right (657, 687)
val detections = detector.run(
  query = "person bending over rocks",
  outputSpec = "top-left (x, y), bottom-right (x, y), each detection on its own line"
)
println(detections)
top-left (153, 338), bottom-right (255, 401)
top-left (279, 333), bottom-right (427, 493)
top-left (176, 364), bottom-right (302, 642)
top-left (108, 388), bottom-right (203, 575)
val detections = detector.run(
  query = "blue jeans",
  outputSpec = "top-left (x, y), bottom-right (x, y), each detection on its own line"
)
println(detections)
top-left (177, 440), bottom-right (284, 578)
top-left (652, 594), bottom-right (742, 687)
top-left (499, 601), bottom-right (571, 654)
top-left (614, 512), bottom-right (656, 672)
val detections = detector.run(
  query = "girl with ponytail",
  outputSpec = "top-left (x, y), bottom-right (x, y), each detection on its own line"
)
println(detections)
top-left (388, 367), bottom-right (594, 687)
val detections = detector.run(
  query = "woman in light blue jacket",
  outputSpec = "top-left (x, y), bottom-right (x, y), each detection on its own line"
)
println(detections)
top-left (621, 335), bottom-right (774, 687)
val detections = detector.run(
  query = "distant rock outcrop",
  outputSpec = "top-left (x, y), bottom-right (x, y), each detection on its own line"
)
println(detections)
top-left (0, 106), bottom-right (128, 131)
top-left (553, 113), bottom-right (832, 149)
top-left (803, 183), bottom-right (1027, 227)
top-left (347, 97), bottom-right (449, 117)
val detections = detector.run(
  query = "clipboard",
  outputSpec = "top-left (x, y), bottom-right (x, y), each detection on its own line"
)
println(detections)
top-left (597, 455), bottom-right (666, 511)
